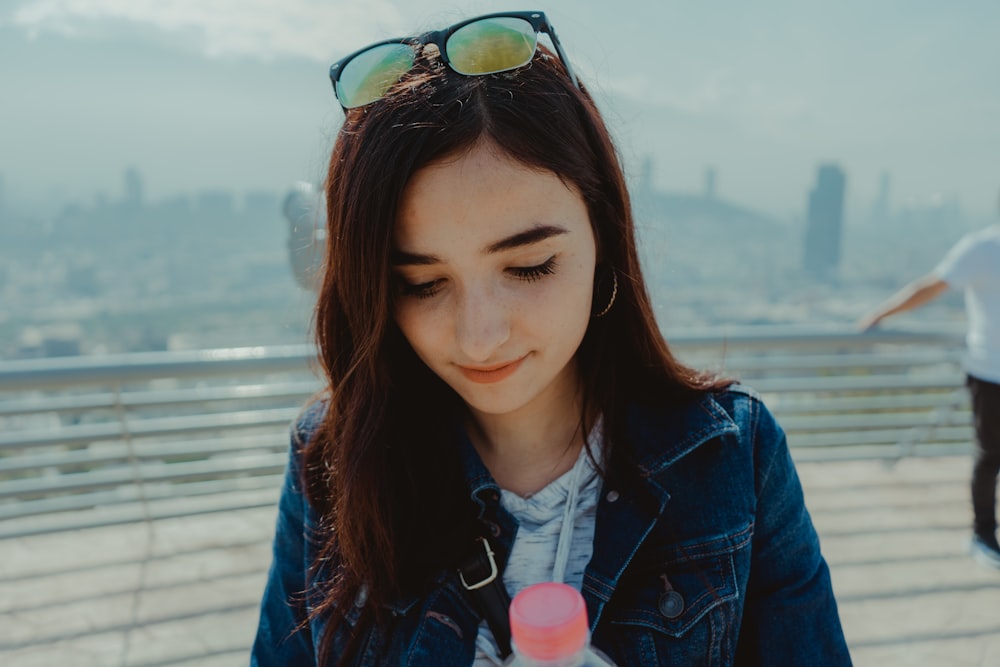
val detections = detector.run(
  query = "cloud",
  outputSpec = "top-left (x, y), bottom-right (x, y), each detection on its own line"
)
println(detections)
top-left (603, 67), bottom-right (811, 137)
top-left (9, 0), bottom-right (407, 62)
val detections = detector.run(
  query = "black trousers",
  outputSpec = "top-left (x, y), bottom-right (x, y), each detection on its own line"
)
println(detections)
top-left (968, 375), bottom-right (1000, 537)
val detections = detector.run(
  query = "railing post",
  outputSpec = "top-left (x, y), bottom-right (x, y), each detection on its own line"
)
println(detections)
top-left (111, 382), bottom-right (156, 665)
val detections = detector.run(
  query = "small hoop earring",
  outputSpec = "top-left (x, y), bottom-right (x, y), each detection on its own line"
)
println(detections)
top-left (592, 268), bottom-right (618, 318)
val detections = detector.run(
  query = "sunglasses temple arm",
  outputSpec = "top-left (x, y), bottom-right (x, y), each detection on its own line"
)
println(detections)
top-left (329, 70), bottom-right (349, 113)
top-left (545, 25), bottom-right (579, 89)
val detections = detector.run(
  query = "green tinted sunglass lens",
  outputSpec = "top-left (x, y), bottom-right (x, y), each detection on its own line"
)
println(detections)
top-left (337, 43), bottom-right (415, 108)
top-left (446, 17), bottom-right (537, 75)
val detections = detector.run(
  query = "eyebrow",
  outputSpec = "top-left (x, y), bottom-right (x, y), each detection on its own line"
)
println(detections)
top-left (392, 224), bottom-right (569, 266)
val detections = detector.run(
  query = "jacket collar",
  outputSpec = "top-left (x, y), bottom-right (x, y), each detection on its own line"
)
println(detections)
top-left (625, 390), bottom-right (741, 494)
top-left (456, 423), bottom-right (503, 518)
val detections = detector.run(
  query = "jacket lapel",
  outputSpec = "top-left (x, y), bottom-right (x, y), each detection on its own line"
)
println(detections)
top-left (582, 393), bottom-right (739, 629)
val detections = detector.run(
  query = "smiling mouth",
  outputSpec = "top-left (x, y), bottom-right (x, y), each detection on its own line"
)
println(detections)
top-left (458, 356), bottom-right (526, 384)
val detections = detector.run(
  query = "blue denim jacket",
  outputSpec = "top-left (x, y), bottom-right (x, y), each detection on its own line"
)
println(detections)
top-left (252, 385), bottom-right (852, 665)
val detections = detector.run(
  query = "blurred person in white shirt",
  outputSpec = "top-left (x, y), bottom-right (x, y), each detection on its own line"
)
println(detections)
top-left (860, 191), bottom-right (1000, 569)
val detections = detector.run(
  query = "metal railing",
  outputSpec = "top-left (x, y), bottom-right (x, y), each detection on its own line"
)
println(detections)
top-left (0, 326), bottom-right (969, 538)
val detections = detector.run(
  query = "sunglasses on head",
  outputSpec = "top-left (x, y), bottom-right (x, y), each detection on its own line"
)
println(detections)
top-left (329, 10), bottom-right (578, 110)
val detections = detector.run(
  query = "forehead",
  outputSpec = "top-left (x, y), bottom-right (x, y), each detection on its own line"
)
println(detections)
top-left (394, 143), bottom-right (591, 252)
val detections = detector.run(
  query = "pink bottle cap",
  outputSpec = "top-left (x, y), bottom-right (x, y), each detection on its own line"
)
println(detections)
top-left (509, 582), bottom-right (589, 660)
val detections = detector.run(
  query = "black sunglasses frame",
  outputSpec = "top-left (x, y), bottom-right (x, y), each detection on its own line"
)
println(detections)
top-left (328, 10), bottom-right (579, 110)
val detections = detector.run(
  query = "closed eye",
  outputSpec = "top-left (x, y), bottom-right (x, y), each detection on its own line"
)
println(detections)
top-left (509, 256), bottom-right (557, 282)
top-left (398, 278), bottom-right (442, 299)
top-left (396, 256), bottom-right (558, 299)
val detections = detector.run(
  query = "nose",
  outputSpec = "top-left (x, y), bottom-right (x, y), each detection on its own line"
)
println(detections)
top-left (454, 281), bottom-right (510, 363)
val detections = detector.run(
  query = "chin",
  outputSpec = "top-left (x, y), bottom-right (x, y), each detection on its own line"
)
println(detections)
top-left (456, 389), bottom-right (533, 417)
top-left (463, 397), bottom-right (526, 416)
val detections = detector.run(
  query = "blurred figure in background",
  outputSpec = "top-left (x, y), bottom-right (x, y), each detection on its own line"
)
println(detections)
top-left (860, 193), bottom-right (1000, 568)
top-left (282, 181), bottom-right (326, 291)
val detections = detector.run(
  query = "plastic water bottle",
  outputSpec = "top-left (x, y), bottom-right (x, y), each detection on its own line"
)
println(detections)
top-left (502, 582), bottom-right (617, 667)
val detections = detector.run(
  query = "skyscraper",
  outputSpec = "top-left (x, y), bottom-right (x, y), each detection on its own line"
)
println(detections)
top-left (123, 166), bottom-right (144, 214)
top-left (868, 170), bottom-right (891, 225)
top-left (803, 164), bottom-right (846, 278)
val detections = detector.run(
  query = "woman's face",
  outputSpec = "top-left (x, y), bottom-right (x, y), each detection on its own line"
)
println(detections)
top-left (392, 142), bottom-right (597, 420)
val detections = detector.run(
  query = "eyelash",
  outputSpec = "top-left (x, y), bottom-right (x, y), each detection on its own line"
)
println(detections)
top-left (399, 256), bottom-right (558, 299)
top-left (510, 256), bottom-right (558, 282)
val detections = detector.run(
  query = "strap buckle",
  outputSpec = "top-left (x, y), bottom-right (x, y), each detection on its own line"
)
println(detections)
top-left (459, 537), bottom-right (499, 591)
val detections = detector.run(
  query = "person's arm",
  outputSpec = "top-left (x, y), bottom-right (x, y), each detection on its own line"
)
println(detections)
top-left (858, 273), bottom-right (949, 331)
top-left (735, 400), bottom-right (853, 665)
top-left (251, 433), bottom-right (315, 666)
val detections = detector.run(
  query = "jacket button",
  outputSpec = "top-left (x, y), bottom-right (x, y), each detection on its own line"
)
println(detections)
top-left (658, 591), bottom-right (685, 619)
top-left (483, 520), bottom-right (501, 537)
top-left (606, 490), bottom-right (620, 503)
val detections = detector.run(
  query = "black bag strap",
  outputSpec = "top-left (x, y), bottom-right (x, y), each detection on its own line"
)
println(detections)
top-left (458, 537), bottom-right (512, 658)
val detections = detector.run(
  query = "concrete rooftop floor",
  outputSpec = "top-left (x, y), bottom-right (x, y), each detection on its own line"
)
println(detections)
top-left (2, 455), bottom-right (999, 666)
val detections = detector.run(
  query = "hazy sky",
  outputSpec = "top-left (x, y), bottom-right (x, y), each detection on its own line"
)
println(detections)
top-left (2, 0), bottom-right (998, 220)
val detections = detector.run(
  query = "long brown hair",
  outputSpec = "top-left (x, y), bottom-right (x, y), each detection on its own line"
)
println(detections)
top-left (304, 43), bottom-right (727, 662)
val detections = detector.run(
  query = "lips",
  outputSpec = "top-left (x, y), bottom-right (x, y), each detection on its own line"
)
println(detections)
top-left (458, 356), bottom-right (526, 384)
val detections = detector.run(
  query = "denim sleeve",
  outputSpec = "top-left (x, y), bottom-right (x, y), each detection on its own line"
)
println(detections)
top-left (251, 429), bottom-right (315, 665)
top-left (736, 398), bottom-right (853, 665)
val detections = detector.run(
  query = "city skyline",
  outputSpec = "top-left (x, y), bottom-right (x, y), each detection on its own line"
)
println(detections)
top-left (0, 157), bottom-right (987, 232)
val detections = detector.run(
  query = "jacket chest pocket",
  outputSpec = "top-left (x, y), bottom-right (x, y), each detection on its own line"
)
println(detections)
top-left (600, 530), bottom-right (748, 666)
top-left (377, 585), bottom-right (479, 667)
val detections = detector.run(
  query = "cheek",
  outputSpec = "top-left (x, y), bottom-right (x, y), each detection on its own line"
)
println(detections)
top-left (519, 270), bottom-right (594, 334)
top-left (547, 259), bottom-right (595, 312)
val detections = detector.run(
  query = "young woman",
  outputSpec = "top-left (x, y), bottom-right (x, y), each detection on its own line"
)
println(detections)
top-left (252, 11), bottom-right (851, 666)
